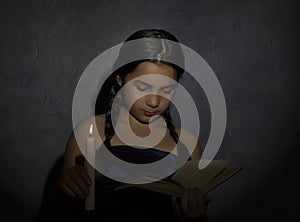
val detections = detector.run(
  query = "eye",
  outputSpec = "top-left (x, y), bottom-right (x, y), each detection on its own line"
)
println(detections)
top-left (137, 86), bottom-right (147, 92)
top-left (161, 86), bottom-right (175, 94)
top-left (134, 80), bottom-right (151, 92)
top-left (162, 89), bottom-right (173, 94)
top-left (136, 85), bottom-right (148, 91)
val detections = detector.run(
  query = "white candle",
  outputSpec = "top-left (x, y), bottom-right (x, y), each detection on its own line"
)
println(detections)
top-left (85, 124), bottom-right (95, 211)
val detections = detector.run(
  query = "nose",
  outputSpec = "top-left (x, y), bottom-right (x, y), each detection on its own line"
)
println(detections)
top-left (146, 94), bottom-right (160, 108)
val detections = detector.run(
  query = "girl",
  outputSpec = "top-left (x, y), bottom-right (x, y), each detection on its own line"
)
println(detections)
top-left (59, 29), bottom-right (209, 221)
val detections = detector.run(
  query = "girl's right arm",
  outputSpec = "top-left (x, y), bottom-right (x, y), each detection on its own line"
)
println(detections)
top-left (59, 116), bottom-right (104, 199)
top-left (59, 131), bottom-right (91, 199)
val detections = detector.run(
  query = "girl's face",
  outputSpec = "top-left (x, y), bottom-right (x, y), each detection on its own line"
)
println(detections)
top-left (117, 61), bottom-right (178, 124)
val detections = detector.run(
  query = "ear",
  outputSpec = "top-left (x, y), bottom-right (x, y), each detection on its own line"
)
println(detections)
top-left (115, 75), bottom-right (123, 86)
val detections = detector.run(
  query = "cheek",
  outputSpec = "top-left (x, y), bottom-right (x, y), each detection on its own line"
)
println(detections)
top-left (122, 90), bottom-right (144, 111)
top-left (122, 88), bottom-right (136, 107)
top-left (159, 97), bottom-right (171, 110)
top-left (130, 99), bottom-right (143, 111)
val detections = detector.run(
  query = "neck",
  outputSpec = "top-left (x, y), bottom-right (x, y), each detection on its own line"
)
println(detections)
top-left (117, 106), bottom-right (151, 137)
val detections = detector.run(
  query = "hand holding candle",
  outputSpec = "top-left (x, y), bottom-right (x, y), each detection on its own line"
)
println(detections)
top-left (85, 124), bottom-right (95, 211)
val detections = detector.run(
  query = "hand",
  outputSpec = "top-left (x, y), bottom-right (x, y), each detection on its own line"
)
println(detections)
top-left (60, 165), bottom-right (92, 199)
top-left (171, 187), bottom-right (210, 221)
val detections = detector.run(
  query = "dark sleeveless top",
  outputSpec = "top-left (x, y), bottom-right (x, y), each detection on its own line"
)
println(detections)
top-left (77, 143), bottom-right (191, 222)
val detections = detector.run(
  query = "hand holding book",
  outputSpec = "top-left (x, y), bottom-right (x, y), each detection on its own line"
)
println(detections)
top-left (114, 159), bottom-right (242, 197)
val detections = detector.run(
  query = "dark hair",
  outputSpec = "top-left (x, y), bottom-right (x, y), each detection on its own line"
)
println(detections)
top-left (95, 29), bottom-right (185, 148)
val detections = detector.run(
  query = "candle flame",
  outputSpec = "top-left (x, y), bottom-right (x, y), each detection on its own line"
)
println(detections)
top-left (89, 124), bottom-right (93, 135)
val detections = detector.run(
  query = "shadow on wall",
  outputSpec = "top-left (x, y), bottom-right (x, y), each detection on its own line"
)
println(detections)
top-left (36, 155), bottom-right (70, 222)
top-left (36, 155), bottom-right (64, 221)
top-left (36, 155), bottom-right (88, 222)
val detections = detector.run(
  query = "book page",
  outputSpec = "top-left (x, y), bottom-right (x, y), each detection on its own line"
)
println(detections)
top-left (201, 167), bottom-right (242, 194)
top-left (125, 173), bottom-right (162, 184)
top-left (171, 159), bottom-right (229, 189)
top-left (114, 160), bottom-right (241, 197)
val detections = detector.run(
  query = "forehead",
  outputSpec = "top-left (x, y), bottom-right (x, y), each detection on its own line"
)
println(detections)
top-left (125, 61), bottom-right (177, 82)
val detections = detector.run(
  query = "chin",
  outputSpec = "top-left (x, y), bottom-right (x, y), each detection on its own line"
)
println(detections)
top-left (138, 117), bottom-right (151, 124)
top-left (144, 115), bottom-right (161, 124)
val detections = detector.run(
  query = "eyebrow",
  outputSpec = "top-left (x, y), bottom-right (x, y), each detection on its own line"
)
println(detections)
top-left (134, 80), bottom-right (177, 88)
top-left (134, 80), bottom-right (151, 87)
top-left (162, 84), bottom-right (177, 89)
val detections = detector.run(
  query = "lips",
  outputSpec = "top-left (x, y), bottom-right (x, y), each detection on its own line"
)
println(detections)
top-left (144, 111), bottom-right (156, 117)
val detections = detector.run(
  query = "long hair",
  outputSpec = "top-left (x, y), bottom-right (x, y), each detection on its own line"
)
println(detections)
top-left (95, 29), bottom-right (185, 148)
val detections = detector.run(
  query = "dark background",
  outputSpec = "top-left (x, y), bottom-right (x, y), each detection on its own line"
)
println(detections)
top-left (1, 0), bottom-right (299, 221)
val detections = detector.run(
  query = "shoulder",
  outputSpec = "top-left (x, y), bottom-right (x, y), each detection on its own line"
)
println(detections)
top-left (72, 114), bottom-right (106, 149)
top-left (175, 125), bottom-right (202, 160)
top-left (73, 114), bottom-right (105, 133)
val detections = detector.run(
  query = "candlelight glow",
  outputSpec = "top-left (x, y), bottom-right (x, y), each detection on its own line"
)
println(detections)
top-left (89, 124), bottom-right (93, 135)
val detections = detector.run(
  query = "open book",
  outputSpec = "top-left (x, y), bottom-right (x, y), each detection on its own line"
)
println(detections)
top-left (114, 159), bottom-right (242, 197)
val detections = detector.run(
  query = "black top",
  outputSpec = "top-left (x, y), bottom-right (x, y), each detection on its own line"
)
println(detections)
top-left (38, 143), bottom-right (191, 222)
top-left (92, 144), bottom-right (191, 221)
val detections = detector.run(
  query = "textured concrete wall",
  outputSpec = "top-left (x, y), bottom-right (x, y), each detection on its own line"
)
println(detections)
top-left (1, 0), bottom-right (298, 221)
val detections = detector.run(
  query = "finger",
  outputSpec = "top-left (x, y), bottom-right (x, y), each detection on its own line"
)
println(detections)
top-left (66, 174), bottom-right (87, 199)
top-left (65, 179), bottom-right (86, 199)
top-left (188, 188), bottom-right (198, 209)
top-left (194, 187), bottom-right (205, 203)
top-left (195, 188), bottom-right (209, 210)
top-left (69, 170), bottom-right (90, 196)
top-left (194, 188), bottom-right (208, 216)
top-left (181, 189), bottom-right (189, 214)
top-left (171, 197), bottom-right (181, 217)
top-left (61, 183), bottom-right (77, 198)
top-left (77, 166), bottom-right (92, 186)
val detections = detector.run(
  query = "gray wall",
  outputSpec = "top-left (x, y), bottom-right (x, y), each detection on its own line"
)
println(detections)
top-left (1, 0), bottom-right (298, 221)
